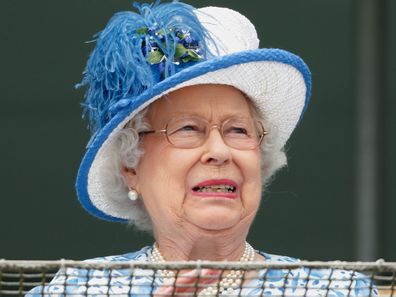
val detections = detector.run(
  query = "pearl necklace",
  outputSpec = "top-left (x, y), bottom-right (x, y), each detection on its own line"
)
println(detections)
top-left (149, 242), bottom-right (255, 296)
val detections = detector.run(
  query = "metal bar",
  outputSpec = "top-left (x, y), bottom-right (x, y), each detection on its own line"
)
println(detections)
top-left (355, 0), bottom-right (385, 261)
top-left (0, 259), bottom-right (395, 271)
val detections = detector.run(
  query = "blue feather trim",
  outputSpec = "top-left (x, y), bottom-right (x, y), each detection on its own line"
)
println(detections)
top-left (76, 1), bottom-right (210, 134)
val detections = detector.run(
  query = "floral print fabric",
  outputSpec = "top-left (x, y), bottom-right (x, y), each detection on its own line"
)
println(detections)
top-left (26, 246), bottom-right (377, 296)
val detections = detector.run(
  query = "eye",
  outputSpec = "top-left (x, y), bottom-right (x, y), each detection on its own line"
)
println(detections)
top-left (168, 120), bottom-right (205, 136)
top-left (224, 126), bottom-right (251, 139)
top-left (223, 119), bottom-right (255, 139)
top-left (230, 126), bottom-right (248, 134)
top-left (178, 125), bottom-right (199, 131)
top-left (174, 122), bottom-right (204, 134)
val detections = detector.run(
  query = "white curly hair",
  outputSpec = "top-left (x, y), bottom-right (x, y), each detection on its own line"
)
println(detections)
top-left (102, 95), bottom-right (287, 231)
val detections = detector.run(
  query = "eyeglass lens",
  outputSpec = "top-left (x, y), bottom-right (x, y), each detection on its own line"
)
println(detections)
top-left (165, 116), bottom-right (264, 149)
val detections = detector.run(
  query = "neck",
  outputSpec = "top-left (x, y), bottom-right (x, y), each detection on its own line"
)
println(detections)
top-left (151, 211), bottom-right (264, 261)
top-left (153, 226), bottom-right (252, 261)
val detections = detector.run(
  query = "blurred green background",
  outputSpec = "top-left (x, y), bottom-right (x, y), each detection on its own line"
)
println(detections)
top-left (0, 0), bottom-right (394, 261)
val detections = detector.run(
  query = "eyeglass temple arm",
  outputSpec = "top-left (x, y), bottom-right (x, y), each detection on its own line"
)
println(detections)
top-left (139, 129), bottom-right (167, 135)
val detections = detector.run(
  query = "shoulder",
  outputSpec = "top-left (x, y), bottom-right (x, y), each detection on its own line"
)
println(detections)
top-left (61, 245), bottom-right (152, 279)
top-left (256, 251), bottom-right (378, 297)
top-left (26, 246), bottom-right (153, 297)
top-left (259, 251), bottom-right (301, 263)
top-left (85, 245), bottom-right (152, 262)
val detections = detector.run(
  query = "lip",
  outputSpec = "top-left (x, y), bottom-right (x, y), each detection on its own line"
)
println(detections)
top-left (191, 179), bottom-right (239, 199)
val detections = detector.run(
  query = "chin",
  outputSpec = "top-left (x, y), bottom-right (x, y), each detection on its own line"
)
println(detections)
top-left (185, 208), bottom-right (241, 231)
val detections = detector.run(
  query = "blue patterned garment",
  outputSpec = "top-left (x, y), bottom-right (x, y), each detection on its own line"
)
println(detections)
top-left (26, 246), bottom-right (377, 296)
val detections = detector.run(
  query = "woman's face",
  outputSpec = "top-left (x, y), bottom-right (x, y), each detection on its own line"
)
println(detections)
top-left (125, 84), bottom-right (262, 233)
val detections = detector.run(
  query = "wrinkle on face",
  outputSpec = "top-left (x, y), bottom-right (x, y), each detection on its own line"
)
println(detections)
top-left (128, 84), bottom-right (262, 238)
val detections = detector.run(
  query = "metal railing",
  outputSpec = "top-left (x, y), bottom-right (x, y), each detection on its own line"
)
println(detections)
top-left (0, 259), bottom-right (395, 296)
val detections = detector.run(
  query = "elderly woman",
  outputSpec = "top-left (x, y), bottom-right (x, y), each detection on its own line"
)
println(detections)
top-left (27, 1), bottom-right (376, 296)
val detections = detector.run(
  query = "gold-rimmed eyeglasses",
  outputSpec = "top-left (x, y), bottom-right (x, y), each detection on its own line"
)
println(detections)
top-left (140, 115), bottom-right (267, 150)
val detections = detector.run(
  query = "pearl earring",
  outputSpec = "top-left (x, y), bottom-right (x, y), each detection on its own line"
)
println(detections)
top-left (128, 187), bottom-right (138, 201)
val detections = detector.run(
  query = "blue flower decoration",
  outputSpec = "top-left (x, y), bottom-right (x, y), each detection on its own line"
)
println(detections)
top-left (138, 26), bottom-right (203, 75)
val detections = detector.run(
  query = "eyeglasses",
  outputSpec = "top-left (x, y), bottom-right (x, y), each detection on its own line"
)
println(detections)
top-left (140, 115), bottom-right (267, 150)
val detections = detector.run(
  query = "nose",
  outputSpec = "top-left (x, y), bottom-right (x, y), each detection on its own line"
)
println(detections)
top-left (200, 127), bottom-right (232, 165)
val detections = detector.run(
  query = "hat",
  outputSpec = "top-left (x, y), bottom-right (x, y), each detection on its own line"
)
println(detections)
top-left (76, 1), bottom-right (311, 222)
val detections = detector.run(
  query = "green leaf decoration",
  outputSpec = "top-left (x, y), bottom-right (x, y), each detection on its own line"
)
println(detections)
top-left (138, 26), bottom-right (203, 68)
top-left (157, 29), bottom-right (166, 36)
top-left (175, 44), bottom-right (187, 58)
top-left (136, 27), bottom-right (148, 35)
top-left (148, 51), bottom-right (164, 64)
top-left (187, 49), bottom-right (201, 61)
top-left (176, 31), bottom-right (185, 40)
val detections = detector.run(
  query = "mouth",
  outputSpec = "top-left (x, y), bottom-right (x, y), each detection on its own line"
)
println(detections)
top-left (192, 184), bottom-right (236, 193)
top-left (191, 179), bottom-right (239, 198)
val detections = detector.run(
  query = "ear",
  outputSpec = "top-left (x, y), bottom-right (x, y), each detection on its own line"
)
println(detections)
top-left (121, 165), bottom-right (139, 191)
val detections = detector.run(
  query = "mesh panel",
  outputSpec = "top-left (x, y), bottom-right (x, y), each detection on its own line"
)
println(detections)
top-left (0, 260), bottom-right (394, 296)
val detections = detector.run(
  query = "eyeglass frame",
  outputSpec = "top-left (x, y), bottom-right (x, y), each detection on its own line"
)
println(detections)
top-left (139, 116), bottom-right (268, 150)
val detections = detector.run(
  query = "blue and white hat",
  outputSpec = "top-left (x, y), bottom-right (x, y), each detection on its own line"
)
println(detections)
top-left (76, 1), bottom-right (311, 222)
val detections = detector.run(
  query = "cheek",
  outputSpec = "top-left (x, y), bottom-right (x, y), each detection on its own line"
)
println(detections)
top-left (239, 149), bottom-right (261, 179)
top-left (240, 151), bottom-right (262, 206)
top-left (137, 145), bottom-right (199, 208)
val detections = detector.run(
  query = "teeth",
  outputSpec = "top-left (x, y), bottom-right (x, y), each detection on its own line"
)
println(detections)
top-left (194, 184), bottom-right (236, 193)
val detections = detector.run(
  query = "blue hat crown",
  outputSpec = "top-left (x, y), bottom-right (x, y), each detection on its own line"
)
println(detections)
top-left (77, 1), bottom-right (210, 134)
